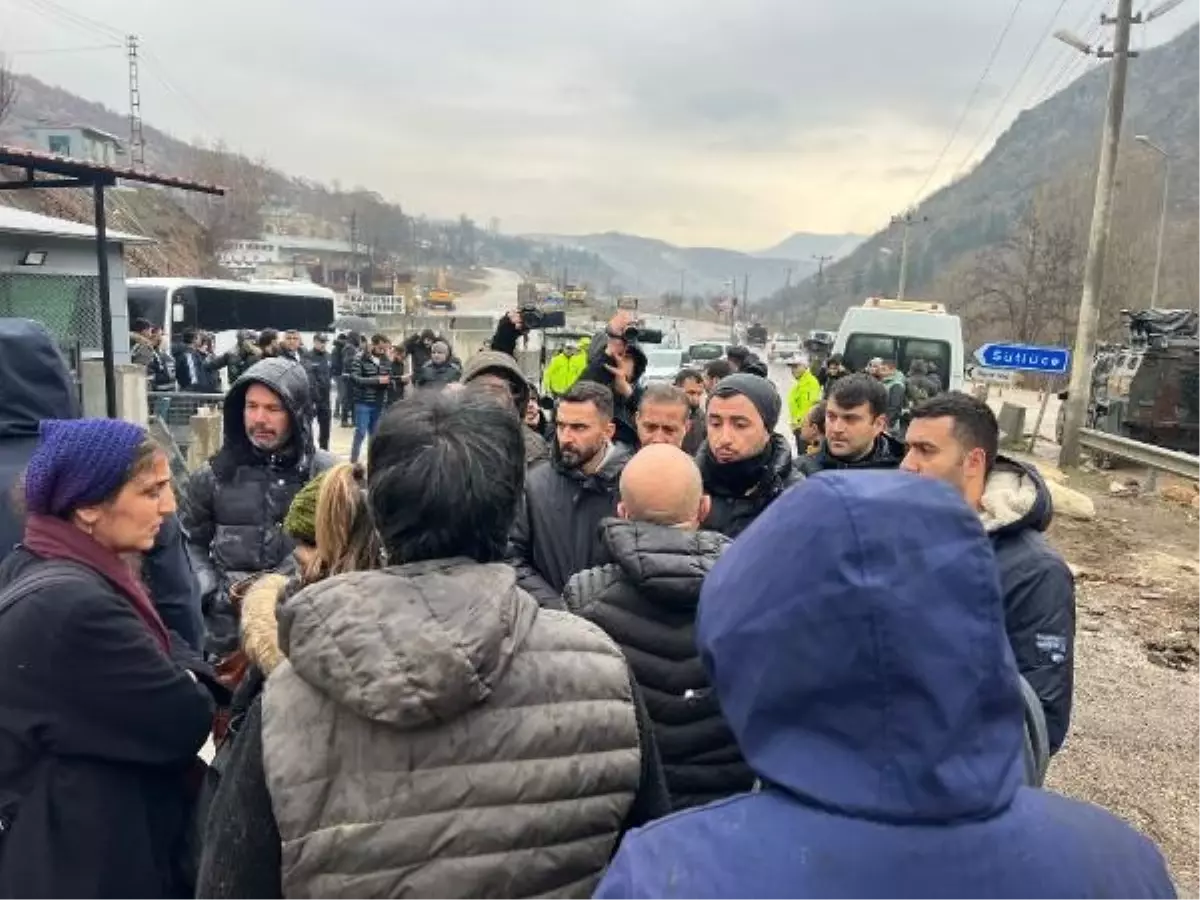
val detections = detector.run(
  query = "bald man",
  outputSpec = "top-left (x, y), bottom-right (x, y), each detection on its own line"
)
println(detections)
top-left (565, 444), bottom-right (753, 810)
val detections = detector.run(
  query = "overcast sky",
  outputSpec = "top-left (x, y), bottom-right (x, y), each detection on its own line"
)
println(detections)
top-left (6, 0), bottom-right (1195, 250)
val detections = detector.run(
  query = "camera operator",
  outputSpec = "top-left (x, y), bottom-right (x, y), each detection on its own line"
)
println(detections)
top-left (576, 310), bottom-right (652, 448)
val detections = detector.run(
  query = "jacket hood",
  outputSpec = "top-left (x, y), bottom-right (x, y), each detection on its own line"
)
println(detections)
top-left (220, 357), bottom-right (314, 465)
top-left (0, 319), bottom-right (79, 437)
top-left (697, 471), bottom-right (1026, 823)
top-left (980, 455), bottom-right (1053, 536)
top-left (599, 517), bottom-right (729, 607)
top-left (240, 572), bottom-right (289, 675)
top-left (277, 559), bottom-right (537, 727)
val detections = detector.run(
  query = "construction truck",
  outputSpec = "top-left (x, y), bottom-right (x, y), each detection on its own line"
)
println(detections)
top-left (564, 284), bottom-right (589, 306)
top-left (424, 269), bottom-right (457, 311)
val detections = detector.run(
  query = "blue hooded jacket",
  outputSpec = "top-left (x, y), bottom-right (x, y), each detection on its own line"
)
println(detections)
top-left (596, 472), bottom-right (1174, 899)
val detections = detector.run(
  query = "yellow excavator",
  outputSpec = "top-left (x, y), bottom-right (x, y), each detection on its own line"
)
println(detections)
top-left (425, 269), bottom-right (457, 311)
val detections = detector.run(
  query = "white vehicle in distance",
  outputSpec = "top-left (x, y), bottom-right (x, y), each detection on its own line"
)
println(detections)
top-left (641, 347), bottom-right (686, 385)
top-left (832, 296), bottom-right (964, 392)
top-left (768, 333), bottom-right (802, 362)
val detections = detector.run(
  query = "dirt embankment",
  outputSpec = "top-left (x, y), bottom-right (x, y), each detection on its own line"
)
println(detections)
top-left (1042, 465), bottom-right (1198, 895)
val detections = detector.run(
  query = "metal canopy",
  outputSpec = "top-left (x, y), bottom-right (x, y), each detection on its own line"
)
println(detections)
top-left (0, 145), bottom-right (226, 417)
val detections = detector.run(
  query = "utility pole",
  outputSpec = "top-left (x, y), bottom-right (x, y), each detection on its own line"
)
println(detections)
top-left (813, 254), bottom-right (833, 328)
top-left (679, 270), bottom-right (686, 302)
top-left (890, 211), bottom-right (927, 300)
top-left (742, 273), bottom-right (749, 318)
top-left (1136, 134), bottom-right (1171, 309)
top-left (349, 210), bottom-right (359, 293)
top-left (126, 35), bottom-right (145, 169)
top-left (1060, 0), bottom-right (1135, 466)
top-left (785, 267), bottom-right (792, 290)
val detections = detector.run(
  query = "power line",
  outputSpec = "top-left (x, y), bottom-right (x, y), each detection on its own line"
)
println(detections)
top-left (8, 42), bottom-right (123, 55)
top-left (951, 0), bottom-right (1073, 177)
top-left (1025, 0), bottom-right (1109, 104)
top-left (908, 0), bottom-right (1029, 206)
top-left (16, 0), bottom-right (125, 41)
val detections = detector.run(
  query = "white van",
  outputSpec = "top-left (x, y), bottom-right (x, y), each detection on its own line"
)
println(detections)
top-left (832, 297), bottom-right (964, 391)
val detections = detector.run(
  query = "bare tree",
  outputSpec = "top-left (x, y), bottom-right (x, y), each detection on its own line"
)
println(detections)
top-left (177, 140), bottom-right (267, 273)
top-left (0, 54), bottom-right (19, 128)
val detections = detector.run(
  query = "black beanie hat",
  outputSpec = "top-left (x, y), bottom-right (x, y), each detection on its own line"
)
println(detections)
top-left (711, 372), bottom-right (781, 432)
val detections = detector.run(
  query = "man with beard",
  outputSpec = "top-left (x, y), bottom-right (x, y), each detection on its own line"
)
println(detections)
top-left (279, 330), bottom-right (304, 364)
top-left (181, 358), bottom-right (335, 656)
top-left (509, 380), bottom-right (631, 607)
top-left (702, 359), bottom-right (732, 394)
top-left (697, 373), bottom-right (803, 538)
top-left (674, 368), bottom-right (707, 454)
top-left (901, 392), bottom-right (1075, 754)
top-left (566, 444), bottom-right (753, 809)
top-left (797, 374), bottom-right (905, 476)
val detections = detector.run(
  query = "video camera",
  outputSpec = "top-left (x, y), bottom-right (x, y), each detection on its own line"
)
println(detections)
top-left (520, 306), bottom-right (567, 330)
top-left (620, 324), bottom-right (663, 345)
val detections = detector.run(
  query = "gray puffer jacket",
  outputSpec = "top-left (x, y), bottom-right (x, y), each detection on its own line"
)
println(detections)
top-left (261, 559), bottom-right (644, 898)
top-left (180, 357), bottom-right (334, 655)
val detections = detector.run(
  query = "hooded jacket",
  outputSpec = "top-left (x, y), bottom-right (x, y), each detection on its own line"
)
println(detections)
top-left (697, 433), bottom-right (804, 538)
top-left (461, 351), bottom-right (550, 467)
top-left (198, 560), bottom-right (668, 899)
top-left (566, 519), bottom-right (753, 809)
top-left (180, 358), bottom-right (334, 655)
top-left (596, 473), bottom-right (1174, 900)
top-left (787, 368), bottom-right (822, 430)
top-left (542, 349), bottom-right (587, 396)
top-left (508, 443), bottom-right (631, 607)
top-left (795, 430), bottom-right (905, 476)
top-left (0, 319), bottom-right (203, 650)
top-left (982, 456), bottom-right (1076, 754)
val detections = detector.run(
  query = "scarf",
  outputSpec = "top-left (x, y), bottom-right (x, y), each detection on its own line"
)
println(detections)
top-left (23, 513), bottom-right (171, 654)
top-left (700, 438), bottom-right (778, 498)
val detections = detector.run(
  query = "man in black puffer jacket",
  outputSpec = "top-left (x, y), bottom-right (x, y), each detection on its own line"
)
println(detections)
top-left (181, 357), bottom-right (335, 656)
top-left (697, 374), bottom-right (804, 538)
top-left (566, 444), bottom-right (753, 809)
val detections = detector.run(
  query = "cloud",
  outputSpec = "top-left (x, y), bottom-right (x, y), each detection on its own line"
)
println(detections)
top-left (5, 0), bottom-right (1196, 249)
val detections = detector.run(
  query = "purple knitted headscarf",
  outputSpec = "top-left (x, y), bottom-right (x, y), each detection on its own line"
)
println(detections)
top-left (25, 419), bottom-right (149, 517)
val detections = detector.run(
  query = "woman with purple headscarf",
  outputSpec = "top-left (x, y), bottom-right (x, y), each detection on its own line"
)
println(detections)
top-left (0, 419), bottom-right (216, 897)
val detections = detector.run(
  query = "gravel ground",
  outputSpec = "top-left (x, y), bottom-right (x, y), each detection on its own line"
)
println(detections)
top-left (1044, 474), bottom-right (1199, 896)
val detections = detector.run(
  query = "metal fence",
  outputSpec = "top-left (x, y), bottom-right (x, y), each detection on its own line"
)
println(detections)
top-left (148, 391), bottom-right (224, 451)
top-left (0, 272), bottom-right (102, 375)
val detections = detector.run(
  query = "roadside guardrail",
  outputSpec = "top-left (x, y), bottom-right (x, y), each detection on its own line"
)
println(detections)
top-left (1079, 428), bottom-right (1199, 482)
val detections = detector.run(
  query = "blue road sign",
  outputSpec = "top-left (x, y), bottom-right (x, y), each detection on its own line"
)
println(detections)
top-left (973, 342), bottom-right (1070, 374)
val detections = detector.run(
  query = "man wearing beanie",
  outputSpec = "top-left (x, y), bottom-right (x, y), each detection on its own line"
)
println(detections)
top-left (181, 356), bottom-right (335, 658)
top-left (460, 350), bottom-right (550, 466)
top-left (697, 373), bottom-right (804, 538)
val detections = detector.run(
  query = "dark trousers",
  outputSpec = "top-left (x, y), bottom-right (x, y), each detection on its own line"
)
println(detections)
top-left (337, 375), bottom-right (353, 423)
top-left (314, 405), bottom-right (331, 451)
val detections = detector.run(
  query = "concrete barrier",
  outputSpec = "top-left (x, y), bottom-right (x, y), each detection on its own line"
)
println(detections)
top-left (187, 409), bottom-right (222, 472)
top-left (81, 361), bottom-right (148, 424)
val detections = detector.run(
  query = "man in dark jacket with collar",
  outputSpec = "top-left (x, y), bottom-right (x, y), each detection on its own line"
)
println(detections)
top-left (697, 373), bottom-right (803, 538)
top-left (303, 333), bottom-right (333, 451)
top-left (0, 318), bottom-right (205, 650)
top-left (181, 357), bottom-right (335, 656)
top-left (509, 380), bottom-right (631, 607)
top-left (797, 373), bottom-right (905, 476)
top-left (901, 391), bottom-right (1076, 753)
top-left (566, 444), bottom-right (753, 809)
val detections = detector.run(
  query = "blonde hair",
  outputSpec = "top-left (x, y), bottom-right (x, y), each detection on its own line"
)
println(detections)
top-left (302, 462), bottom-right (382, 583)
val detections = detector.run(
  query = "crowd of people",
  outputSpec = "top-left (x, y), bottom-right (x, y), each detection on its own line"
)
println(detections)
top-left (0, 310), bottom-right (1177, 898)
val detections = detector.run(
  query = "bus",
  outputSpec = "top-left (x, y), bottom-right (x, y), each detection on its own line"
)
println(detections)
top-left (126, 278), bottom-right (337, 357)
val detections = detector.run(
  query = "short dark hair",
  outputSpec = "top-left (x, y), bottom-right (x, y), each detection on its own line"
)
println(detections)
top-left (559, 380), bottom-right (614, 421)
top-left (369, 390), bottom-right (525, 564)
top-left (910, 391), bottom-right (1000, 472)
top-left (370, 333), bottom-right (390, 347)
top-left (132, 317), bottom-right (153, 334)
top-left (827, 353), bottom-right (845, 366)
top-left (807, 400), bottom-right (827, 434)
top-left (180, 328), bottom-right (197, 346)
top-left (828, 373), bottom-right (888, 418)
top-left (640, 382), bottom-right (689, 412)
top-left (726, 345), bottom-right (750, 363)
top-left (704, 359), bottom-right (733, 380)
top-left (258, 328), bottom-right (279, 349)
top-left (674, 368), bottom-right (703, 387)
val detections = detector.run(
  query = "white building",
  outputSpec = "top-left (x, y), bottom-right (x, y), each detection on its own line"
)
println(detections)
top-left (218, 234), bottom-right (369, 285)
top-left (26, 124), bottom-right (125, 166)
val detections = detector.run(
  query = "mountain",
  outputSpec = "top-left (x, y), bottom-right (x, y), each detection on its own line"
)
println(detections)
top-left (766, 24), bottom-right (1199, 340)
top-left (527, 230), bottom-right (825, 298)
top-left (754, 232), bottom-right (865, 262)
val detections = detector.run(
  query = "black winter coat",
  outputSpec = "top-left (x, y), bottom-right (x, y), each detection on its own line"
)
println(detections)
top-left (0, 549), bottom-right (215, 898)
top-left (985, 457), bottom-right (1076, 754)
top-left (303, 348), bottom-right (333, 409)
top-left (225, 345), bottom-right (262, 383)
top-left (349, 351), bottom-right (391, 406)
top-left (180, 358), bottom-right (334, 656)
top-left (415, 359), bottom-right (462, 390)
top-left (565, 519), bottom-right (754, 809)
top-left (697, 433), bottom-right (804, 538)
top-left (795, 432), bottom-right (905, 476)
top-left (508, 444), bottom-right (631, 608)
